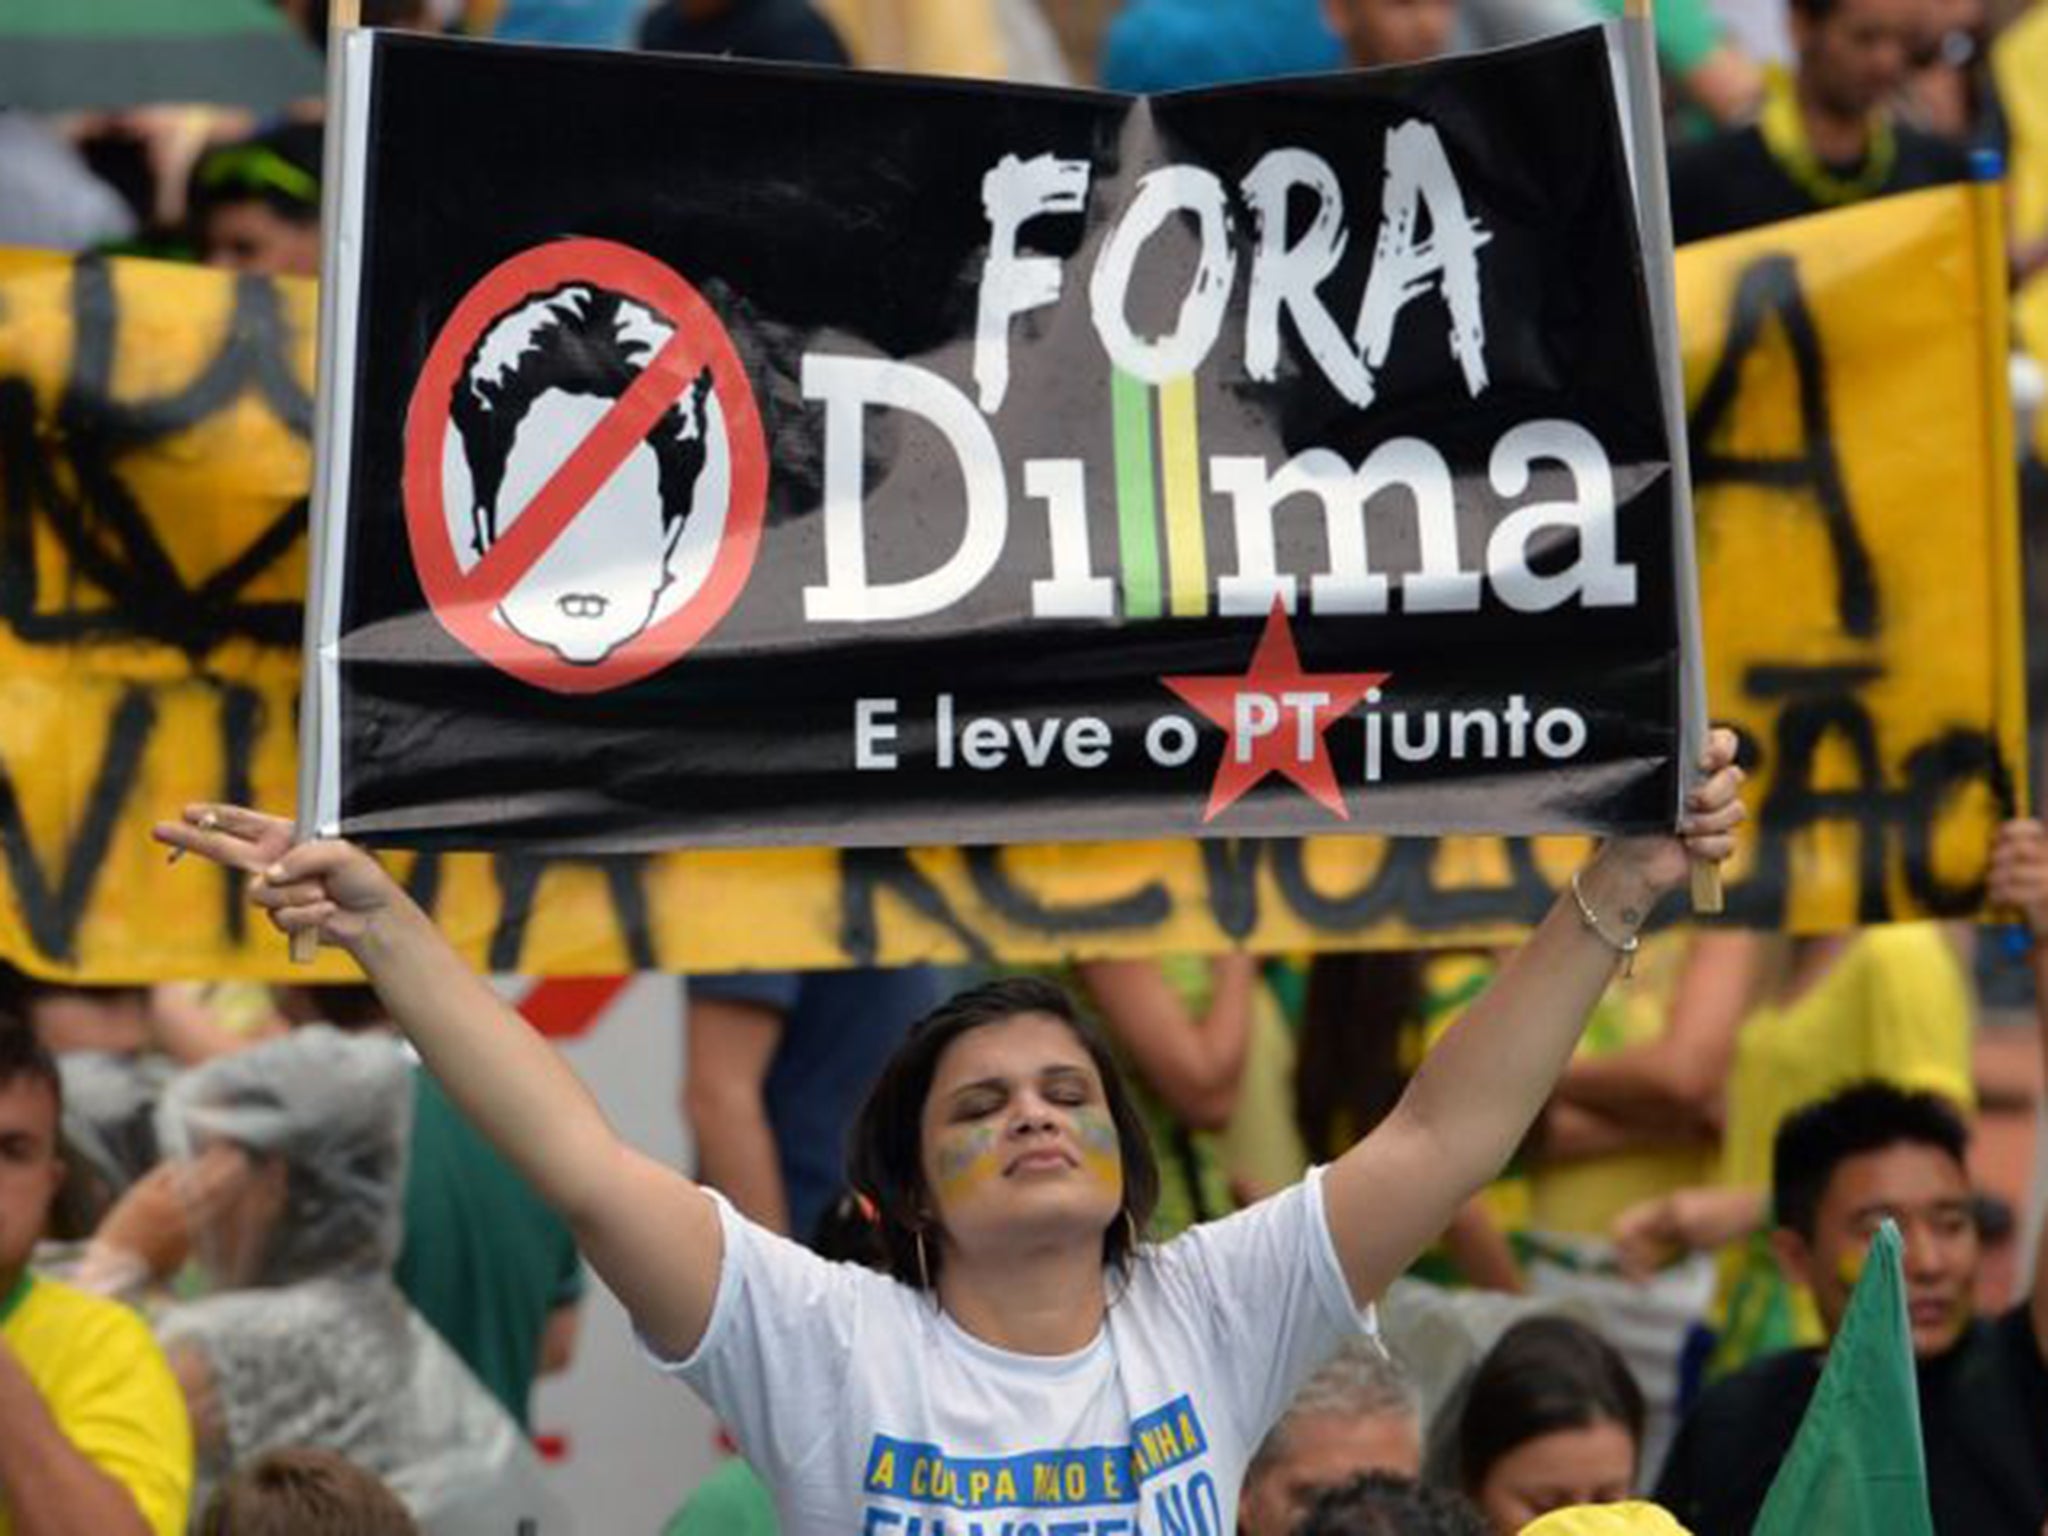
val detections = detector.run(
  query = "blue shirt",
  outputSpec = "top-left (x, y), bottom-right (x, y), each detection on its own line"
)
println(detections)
top-left (489, 0), bottom-right (640, 47)
top-left (1100, 0), bottom-right (1341, 93)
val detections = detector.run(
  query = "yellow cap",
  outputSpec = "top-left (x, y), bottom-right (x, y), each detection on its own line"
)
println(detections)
top-left (1518, 1502), bottom-right (1694, 1536)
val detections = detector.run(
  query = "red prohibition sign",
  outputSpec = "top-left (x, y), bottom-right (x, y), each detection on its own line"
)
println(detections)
top-left (402, 238), bottom-right (769, 694)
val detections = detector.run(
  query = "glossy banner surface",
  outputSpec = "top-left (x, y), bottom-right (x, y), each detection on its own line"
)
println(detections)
top-left (316, 29), bottom-right (1680, 852)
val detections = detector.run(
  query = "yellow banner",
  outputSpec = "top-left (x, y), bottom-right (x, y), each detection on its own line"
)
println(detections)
top-left (0, 184), bottom-right (2024, 979)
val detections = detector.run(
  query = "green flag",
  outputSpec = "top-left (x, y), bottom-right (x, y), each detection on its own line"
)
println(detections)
top-left (1751, 1220), bottom-right (1936, 1536)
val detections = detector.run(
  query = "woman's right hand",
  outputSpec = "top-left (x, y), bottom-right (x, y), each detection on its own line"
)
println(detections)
top-left (151, 804), bottom-right (401, 953)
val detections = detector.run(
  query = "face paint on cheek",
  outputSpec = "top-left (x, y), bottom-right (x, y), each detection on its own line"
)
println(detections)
top-left (1074, 1108), bottom-right (1123, 1198)
top-left (933, 1124), bottom-right (1001, 1206)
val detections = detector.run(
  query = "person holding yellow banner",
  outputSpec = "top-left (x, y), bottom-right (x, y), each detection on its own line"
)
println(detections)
top-left (151, 732), bottom-right (1740, 1534)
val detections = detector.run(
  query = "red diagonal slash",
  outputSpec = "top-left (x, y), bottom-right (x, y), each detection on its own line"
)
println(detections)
top-left (402, 239), bottom-right (769, 695)
top-left (457, 326), bottom-right (706, 615)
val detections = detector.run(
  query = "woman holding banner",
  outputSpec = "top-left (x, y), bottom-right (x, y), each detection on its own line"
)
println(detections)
top-left (154, 731), bottom-right (1741, 1533)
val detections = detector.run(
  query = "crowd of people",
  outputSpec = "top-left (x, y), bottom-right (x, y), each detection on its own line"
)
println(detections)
top-left (0, 0), bottom-right (2045, 1533)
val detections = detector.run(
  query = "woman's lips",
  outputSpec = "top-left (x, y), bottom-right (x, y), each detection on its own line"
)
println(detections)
top-left (1005, 1148), bottom-right (1076, 1175)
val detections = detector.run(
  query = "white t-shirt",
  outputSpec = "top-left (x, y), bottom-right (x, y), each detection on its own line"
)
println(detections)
top-left (648, 1166), bottom-right (1371, 1535)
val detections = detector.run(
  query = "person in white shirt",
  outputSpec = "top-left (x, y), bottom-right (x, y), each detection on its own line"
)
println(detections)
top-left (153, 731), bottom-right (1741, 1536)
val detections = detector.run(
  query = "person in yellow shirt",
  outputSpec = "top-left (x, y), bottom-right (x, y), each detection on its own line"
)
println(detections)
top-left (0, 1017), bottom-right (191, 1536)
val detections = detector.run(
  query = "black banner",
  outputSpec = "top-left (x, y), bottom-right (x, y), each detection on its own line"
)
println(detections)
top-left (320, 28), bottom-right (1680, 852)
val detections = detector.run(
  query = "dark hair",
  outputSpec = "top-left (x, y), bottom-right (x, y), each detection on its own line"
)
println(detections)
top-left (845, 976), bottom-right (1159, 1290)
top-left (1296, 953), bottom-right (1430, 1161)
top-left (450, 284), bottom-right (712, 557)
top-left (45, 1143), bottom-right (112, 1245)
top-left (197, 1447), bottom-right (418, 1536)
top-left (0, 1011), bottom-right (61, 1118)
top-left (0, 963), bottom-right (148, 1019)
top-left (275, 983), bottom-right (389, 1032)
top-left (189, 122), bottom-right (325, 230)
top-left (1455, 1317), bottom-right (1644, 1496)
top-left (296, 0), bottom-right (434, 47)
top-left (1772, 1081), bottom-right (1970, 1240)
top-left (809, 1187), bottom-right (889, 1270)
top-left (1298, 1472), bottom-right (1490, 1536)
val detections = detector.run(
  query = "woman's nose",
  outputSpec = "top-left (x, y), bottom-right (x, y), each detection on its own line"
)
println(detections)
top-left (1008, 1092), bottom-right (1059, 1132)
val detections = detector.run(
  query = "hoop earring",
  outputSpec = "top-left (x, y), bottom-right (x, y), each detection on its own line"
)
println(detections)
top-left (914, 1227), bottom-right (933, 1293)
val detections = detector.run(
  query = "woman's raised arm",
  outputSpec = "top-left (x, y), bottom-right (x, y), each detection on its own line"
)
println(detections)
top-left (153, 805), bottom-right (722, 1360)
top-left (1320, 729), bottom-right (1745, 1307)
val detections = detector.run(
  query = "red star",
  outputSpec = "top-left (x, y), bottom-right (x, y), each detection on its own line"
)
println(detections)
top-left (1162, 603), bottom-right (1390, 822)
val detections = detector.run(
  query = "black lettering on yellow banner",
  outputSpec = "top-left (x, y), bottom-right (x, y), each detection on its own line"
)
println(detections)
top-left (0, 182), bottom-right (2024, 977)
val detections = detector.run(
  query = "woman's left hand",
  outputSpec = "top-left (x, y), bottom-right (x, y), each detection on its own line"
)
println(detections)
top-left (1596, 726), bottom-right (1746, 899)
top-left (1988, 818), bottom-right (2048, 935)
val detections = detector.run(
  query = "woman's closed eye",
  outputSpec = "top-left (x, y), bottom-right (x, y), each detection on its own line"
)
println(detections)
top-left (951, 1092), bottom-right (1005, 1122)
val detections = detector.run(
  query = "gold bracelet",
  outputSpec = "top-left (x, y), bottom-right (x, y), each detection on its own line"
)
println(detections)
top-left (1569, 868), bottom-right (1639, 978)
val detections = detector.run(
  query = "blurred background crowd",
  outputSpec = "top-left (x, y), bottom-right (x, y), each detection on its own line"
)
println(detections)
top-left (1, 0), bottom-right (2046, 1533)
